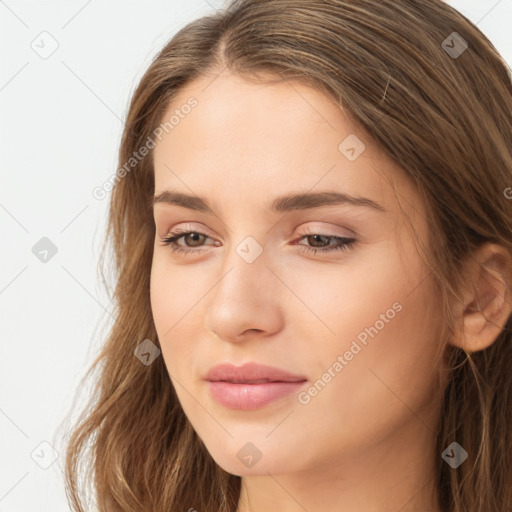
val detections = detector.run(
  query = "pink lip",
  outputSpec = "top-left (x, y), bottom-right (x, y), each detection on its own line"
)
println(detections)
top-left (204, 363), bottom-right (308, 410)
top-left (205, 362), bottom-right (307, 383)
top-left (207, 381), bottom-right (307, 410)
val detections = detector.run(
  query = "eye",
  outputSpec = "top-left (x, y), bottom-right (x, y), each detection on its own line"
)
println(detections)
top-left (159, 228), bottom-right (356, 257)
top-left (292, 233), bottom-right (356, 256)
top-left (159, 227), bottom-right (218, 256)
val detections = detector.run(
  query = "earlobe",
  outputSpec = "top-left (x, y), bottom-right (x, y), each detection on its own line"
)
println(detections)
top-left (448, 243), bottom-right (512, 353)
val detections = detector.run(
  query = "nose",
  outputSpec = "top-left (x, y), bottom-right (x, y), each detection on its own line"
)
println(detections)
top-left (204, 255), bottom-right (285, 343)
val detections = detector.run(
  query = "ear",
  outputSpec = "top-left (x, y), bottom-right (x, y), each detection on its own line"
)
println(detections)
top-left (448, 243), bottom-right (512, 353)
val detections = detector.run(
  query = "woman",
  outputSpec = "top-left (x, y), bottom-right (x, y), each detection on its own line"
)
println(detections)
top-left (62, 1), bottom-right (512, 511)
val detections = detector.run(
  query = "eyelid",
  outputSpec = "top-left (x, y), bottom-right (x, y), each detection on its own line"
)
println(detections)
top-left (161, 223), bottom-right (213, 238)
top-left (297, 224), bottom-right (355, 239)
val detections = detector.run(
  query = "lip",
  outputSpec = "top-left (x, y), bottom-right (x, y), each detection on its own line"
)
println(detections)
top-left (205, 362), bottom-right (307, 383)
top-left (204, 363), bottom-right (308, 410)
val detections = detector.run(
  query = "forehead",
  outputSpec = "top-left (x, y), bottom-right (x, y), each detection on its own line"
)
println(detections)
top-left (152, 71), bottom-right (420, 219)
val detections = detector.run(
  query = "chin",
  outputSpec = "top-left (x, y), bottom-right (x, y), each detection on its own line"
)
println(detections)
top-left (203, 439), bottom-right (293, 477)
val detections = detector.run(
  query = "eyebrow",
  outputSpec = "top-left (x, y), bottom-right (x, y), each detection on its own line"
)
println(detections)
top-left (152, 190), bottom-right (386, 213)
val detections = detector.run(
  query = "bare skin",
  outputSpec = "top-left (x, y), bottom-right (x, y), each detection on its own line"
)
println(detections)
top-left (149, 69), bottom-right (510, 512)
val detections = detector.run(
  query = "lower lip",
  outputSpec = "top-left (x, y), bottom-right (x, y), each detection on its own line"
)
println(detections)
top-left (207, 380), bottom-right (307, 410)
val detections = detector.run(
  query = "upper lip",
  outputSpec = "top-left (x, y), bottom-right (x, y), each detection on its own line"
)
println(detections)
top-left (204, 363), bottom-right (307, 384)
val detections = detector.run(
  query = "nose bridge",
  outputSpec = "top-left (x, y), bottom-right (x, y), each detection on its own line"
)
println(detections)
top-left (213, 233), bottom-right (271, 304)
top-left (218, 211), bottom-right (272, 274)
top-left (203, 234), bottom-right (284, 341)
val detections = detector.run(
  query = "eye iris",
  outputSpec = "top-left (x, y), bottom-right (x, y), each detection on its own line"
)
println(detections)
top-left (308, 234), bottom-right (330, 247)
top-left (185, 233), bottom-right (205, 246)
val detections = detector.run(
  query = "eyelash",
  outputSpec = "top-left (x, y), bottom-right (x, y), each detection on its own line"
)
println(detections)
top-left (159, 227), bottom-right (356, 257)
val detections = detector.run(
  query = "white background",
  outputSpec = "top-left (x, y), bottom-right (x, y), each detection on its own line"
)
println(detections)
top-left (1, 1), bottom-right (510, 510)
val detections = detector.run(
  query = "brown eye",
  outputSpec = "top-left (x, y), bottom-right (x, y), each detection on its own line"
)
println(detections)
top-left (293, 233), bottom-right (357, 256)
top-left (181, 232), bottom-right (207, 247)
top-left (306, 234), bottom-right (331, 247)
top-left (160, 229), bottom-right (216, 256)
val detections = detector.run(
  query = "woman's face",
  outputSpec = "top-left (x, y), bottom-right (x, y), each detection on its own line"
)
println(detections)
top-left (150, 71), bottom-right (446, 482)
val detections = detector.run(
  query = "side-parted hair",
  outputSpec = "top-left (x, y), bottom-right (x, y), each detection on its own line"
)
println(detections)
top-left (60, 1), bottom-right (512, 511)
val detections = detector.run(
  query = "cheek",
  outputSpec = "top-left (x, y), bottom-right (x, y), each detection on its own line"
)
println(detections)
top-left (342, 293), bottom-right (440, 437)
top-left (279, 242), bottom-right (409, 347)
top-left (149, 251), bottom-right (199, 331)
top-left (297, 243), bottom-right (441, 429)
top-left (294, 291), bottom-right (442, 462)
top-left (149, 253), bottom-right (211, 378)
top-left (149, 256), bottom-right (170, 338)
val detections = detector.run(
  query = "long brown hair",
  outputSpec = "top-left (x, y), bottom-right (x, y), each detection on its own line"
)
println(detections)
top-left (58, 1), bottom-right (512, 510)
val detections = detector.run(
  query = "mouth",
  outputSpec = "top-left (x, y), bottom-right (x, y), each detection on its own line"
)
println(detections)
top-left (204, 362), bottom-right (308, 410)
top-left (206, 379), bottom-right (307, 410)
